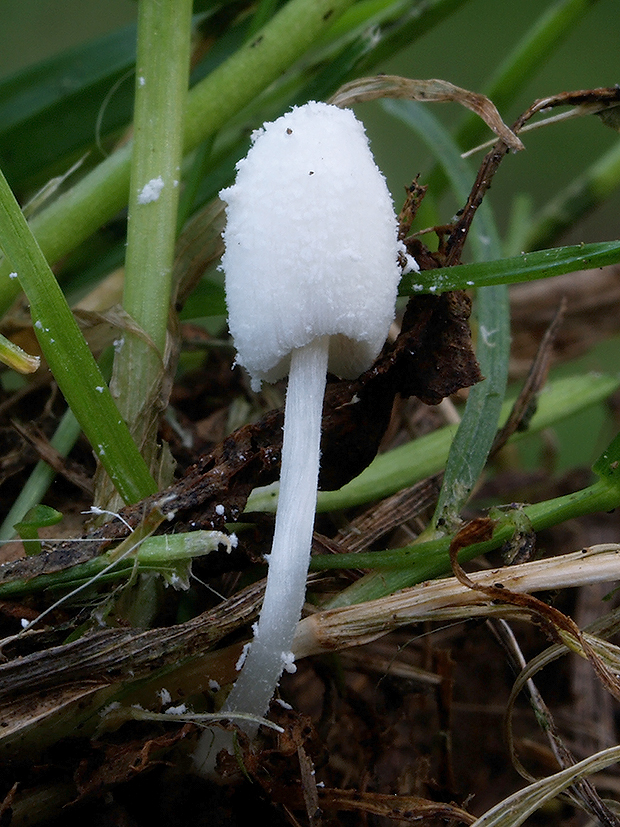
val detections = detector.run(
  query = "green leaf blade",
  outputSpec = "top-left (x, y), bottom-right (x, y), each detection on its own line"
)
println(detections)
top-left (400, 240), bottom-right (620, 295)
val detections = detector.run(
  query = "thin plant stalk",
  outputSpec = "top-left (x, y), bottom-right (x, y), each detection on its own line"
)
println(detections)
top-left (111, 0), bottom-right (192, 468)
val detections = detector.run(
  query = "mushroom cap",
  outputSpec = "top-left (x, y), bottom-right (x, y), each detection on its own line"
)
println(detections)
top-left (221, 101), bottom-right (402, 391)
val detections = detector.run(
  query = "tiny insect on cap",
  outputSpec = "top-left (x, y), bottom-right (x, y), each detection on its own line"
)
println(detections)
top-left (221, 101), bottom-right (402, 391)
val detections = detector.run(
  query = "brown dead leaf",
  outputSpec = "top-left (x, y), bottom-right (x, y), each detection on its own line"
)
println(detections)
top-left (329, 75), bottom-right (523, 151)
top-left (517, 85), bottom-right (620, 132)
top-left (0, 580), bottom-right (265, 757)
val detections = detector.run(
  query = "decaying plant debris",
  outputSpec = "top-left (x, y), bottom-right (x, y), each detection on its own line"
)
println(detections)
top-left (1, 82), bottom-right (620, 827)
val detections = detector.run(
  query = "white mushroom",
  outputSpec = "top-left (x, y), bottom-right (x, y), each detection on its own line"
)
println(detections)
top-left (201, 101), bottom-right (402, 738)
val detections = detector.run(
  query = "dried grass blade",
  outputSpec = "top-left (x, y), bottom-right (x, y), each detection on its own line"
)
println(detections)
top-left (293, 545), bottom-right (620, 659)
top-left (329, 75), bottom-right (523, 151)
top-left (490, 619), bottom-right (617, 825)
top-left (471, 745), bottom-right (620, 827)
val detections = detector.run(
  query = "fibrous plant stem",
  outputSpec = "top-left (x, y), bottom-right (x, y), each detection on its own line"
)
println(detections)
top-left (110, 0), bottom-right (192, 476)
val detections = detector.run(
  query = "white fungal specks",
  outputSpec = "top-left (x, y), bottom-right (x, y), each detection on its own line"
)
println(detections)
top-left (137, 176), bottom-right (165, 204)
top-left (402, 253), bottom-right (420, 274)
top-left (165, 704), bottom-right (188, 715)
top-left (95, 386), bottom-right (105, 393)
top-left (215, 504), bottom-right (225, 516)
top-left (235, 642), bottom-right (251, 671)
top-left (8, 272), bottom-right (17, 279)
top-left (280, 651), bottom-right (297, 674)
top-left (168, 572), bottom-right (185, 589)
top-left (158, 687), bottom-right (172, 705)
top-left (138, 75), bottom-right (146, 87)
top-left (99, 702), bottom-right (121, 717)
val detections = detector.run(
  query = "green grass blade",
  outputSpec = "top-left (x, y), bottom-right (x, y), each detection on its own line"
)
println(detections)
top-left (111, 0), bottom-right (192, 469)
top-left (244, 372), bottom-right (620, 514)
top-left (0, 165), bottom-right (157, 504)
top-left (433, 282), bottom-right (509, 531)
top-left (384, 99), bottom-right (509, 532)
top-left (0, 24), bottom-right (137, 191)
top-left (400, 240), bottom-right (620, 294)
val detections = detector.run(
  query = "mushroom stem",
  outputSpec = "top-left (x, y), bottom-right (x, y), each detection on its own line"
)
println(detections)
top-left (221, 334), bottom-right (330, 730)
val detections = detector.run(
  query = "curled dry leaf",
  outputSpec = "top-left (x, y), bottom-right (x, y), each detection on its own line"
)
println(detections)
top-left (463, 86), bottom-right (620, 157)
top-left (520, 85), bottom-right (620, 129)
top-left (328, 75), bottom-right (524, 151)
